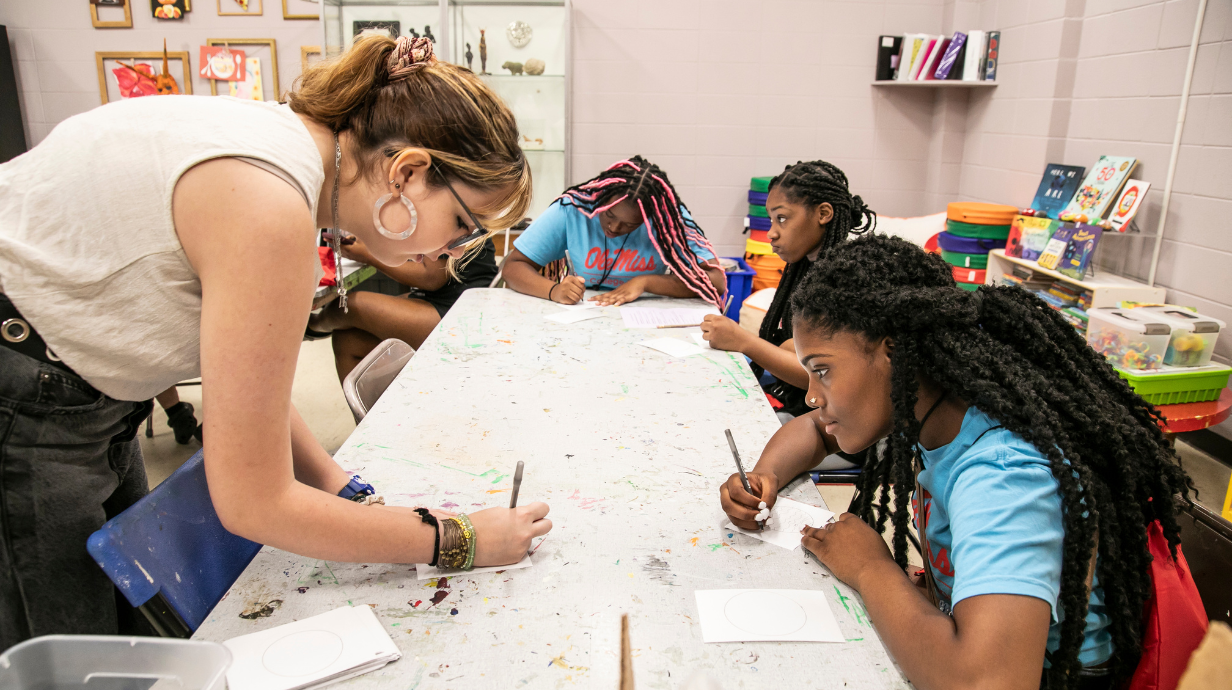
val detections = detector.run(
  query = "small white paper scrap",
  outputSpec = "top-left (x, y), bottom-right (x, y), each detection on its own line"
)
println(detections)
top-left (639, 337), bottom-right (707, 358)
top-left (620, 307), bottom-right (717, 329)
top-left (224, 605), bottom-right (401, 690)
top-left (694, 589), bottom-right (844, 643)
top-left (415, 552), bottom-right (533, 580)
top-left (725, 497), bottom-right (835, 550)
top-left (545, 310), bottom-right (605, 324)
top-left (692, 333), bottom-right (712, 349)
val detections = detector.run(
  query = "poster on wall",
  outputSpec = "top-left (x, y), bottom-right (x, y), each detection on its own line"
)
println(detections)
top-left (218, 0), bottom-right (262, 16)
top-left (151, 0), bottom-right (189, 20)
top-left (96, 50), bottom-right (193, 104)
top-left (199, 45), bottom-right (246, 81)
top-left (205, 38), bottom-right (279, 100)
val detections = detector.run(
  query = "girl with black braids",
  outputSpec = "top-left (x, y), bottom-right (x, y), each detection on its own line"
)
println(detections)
top-left (701, 160), bottom-right (874, 420)
top-left (504, 156), bottom-right (726, 308)
top-left (719, 234), bottom-right (1194, 690)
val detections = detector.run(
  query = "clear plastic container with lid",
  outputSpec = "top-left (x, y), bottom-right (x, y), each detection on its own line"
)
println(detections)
top-left (1128, 306), bottom-right (1225, 367)
top-left (0, 635), bottom-right (231, 690)
top-left (1085, 307), bottom-right (1171, 370)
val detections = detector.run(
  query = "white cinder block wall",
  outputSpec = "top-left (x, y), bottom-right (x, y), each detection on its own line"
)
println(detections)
top-left (4, 0), bottom-right (1229, 435)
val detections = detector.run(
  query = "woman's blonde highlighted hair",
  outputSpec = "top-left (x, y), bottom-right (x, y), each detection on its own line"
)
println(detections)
top-left (288, 35), bottom-right (531, 234)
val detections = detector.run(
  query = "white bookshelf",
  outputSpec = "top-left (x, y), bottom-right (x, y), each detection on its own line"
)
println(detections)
top-left (985, 250), bottom-right (1165, 309)
top-left (871, 80), bottom-right (997, 88)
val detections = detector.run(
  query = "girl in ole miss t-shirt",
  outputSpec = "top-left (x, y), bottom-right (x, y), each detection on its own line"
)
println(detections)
top-left (503, 156), bottom-right (726, 308)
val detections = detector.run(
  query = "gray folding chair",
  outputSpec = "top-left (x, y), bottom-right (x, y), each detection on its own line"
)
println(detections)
top-left (342, 338), bottom-right (415, 423)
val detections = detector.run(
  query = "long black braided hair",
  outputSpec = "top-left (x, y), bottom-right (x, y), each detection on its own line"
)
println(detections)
top-left (754, 160), bottom-right (875, 415)
top-left (557, 156), bottom-right (723, 308)
top-left (790, 234), bottom-right (1194, 688)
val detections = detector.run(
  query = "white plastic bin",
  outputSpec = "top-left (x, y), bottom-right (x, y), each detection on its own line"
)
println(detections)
top-left (0, 635), bottom-right (231, 690)
top-left (1086, 308), bottom-right (1171, 370)
top-left (1128, 306), bottom-right (1225, 367)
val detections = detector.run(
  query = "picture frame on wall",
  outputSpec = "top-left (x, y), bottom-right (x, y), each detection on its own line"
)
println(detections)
top-left (301, 45), bottom-right (321, 72)
top-left (205, 38), bottom-right (279, 100)
top-left (217, 0), bottom-right (262, 16)
top-left (151, 0), bottom-right (190, 20)
top-left (96, 50), bottom-right (193, 104)
top-left (282, 0), bottom-right (318, 20)
top-left (90, 0), bottom-right (133, 28)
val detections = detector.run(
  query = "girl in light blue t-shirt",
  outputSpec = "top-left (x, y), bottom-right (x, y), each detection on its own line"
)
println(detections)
top-left (718, 234), bottom-right (1194, 690)
top-left (503, 156), bottom-right (726, 308)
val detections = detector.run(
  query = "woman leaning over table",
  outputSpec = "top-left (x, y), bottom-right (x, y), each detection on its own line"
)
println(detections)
top-left (0, 36), bottom-right (550, 649)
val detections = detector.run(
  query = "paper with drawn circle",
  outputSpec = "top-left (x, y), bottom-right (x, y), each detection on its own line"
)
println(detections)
top-left (723, 591), bottom-right (808, 636)
top-left (695, 589), bottom-right (844, 643)
top-left (262, 630), bottom-right (344, 677)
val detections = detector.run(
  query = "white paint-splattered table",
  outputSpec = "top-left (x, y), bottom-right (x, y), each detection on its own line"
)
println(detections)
top-left (193, 289), bottom-right (910, 689)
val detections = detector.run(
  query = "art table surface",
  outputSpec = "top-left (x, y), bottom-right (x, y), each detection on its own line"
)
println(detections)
top-left (193, 289), bottom-right (910, 689)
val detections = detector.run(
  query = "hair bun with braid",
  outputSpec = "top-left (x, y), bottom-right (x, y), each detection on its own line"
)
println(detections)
top-left (848, 194), bottom-right (876, 235)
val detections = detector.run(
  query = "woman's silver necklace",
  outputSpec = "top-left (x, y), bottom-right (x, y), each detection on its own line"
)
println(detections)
top-left (331, 132), bottom-right (347, 312)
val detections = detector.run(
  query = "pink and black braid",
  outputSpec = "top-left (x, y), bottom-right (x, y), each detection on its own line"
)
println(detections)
top-left (559, 156), bottom-right (724, 308)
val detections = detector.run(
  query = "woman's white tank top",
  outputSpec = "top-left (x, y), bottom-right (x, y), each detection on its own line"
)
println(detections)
top-left (0, 96), bottom-right (325, 401)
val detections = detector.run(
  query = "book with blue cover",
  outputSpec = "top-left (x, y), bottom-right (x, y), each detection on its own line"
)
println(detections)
top-left (1058, 223), bottom-right (1103, 280)
top-left (1030, 163), bottom-right (1085, 219)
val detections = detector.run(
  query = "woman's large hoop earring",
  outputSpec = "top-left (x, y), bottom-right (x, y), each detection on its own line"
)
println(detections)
top-left (374, 192), bottom-right (418, 240)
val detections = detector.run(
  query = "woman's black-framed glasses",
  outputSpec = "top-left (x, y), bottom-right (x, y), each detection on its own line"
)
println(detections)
top-left (433, 163), bottom-right (489, 250)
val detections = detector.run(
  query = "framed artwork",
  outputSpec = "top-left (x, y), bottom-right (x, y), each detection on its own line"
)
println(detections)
top-left (96, 51), bottom-right (193, 104)
top-left (301, 45), bottom-right (321, 72)
top-left (217, 0), bottom-right (261, 16)
top-left (282, 0), bottom-right (318, 20)
top-left (205, 39), bottom-right (279, 99)
top-left (151, 0), bottom-right (190, 20)
top-left (90, 0), bottom-right (133, 28)
top-left (353, 20), bottom-right (399, 39)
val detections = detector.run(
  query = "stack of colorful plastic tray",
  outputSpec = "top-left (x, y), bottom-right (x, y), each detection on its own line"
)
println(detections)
top-left (939, 202), bottom-right (1015, 291)
top-left (746, 176), bottom-right (774, 255)
top-left (744, 176), bottom-right (785, 290)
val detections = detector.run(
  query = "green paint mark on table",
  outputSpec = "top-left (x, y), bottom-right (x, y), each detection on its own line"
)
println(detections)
top-left (437, 464), bottom-right (510, 484)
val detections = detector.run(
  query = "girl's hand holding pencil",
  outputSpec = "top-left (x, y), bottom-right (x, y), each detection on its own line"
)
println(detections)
top-left (550, 275), bottom-right (586, 305)
top-left (719, 470), bottom-right (780, 531)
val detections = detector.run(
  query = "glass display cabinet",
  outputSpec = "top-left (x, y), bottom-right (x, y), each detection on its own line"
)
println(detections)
top-left (321, 0), bottom-right (571, 243)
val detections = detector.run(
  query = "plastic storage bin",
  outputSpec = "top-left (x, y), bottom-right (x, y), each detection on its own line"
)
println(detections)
top-left (0, 635), bottom-right (231, 690)
top-left (1116, 363), bottom-right (1231, 405)
top-left (722, 256), bottom-right (756, 321)
top-left (1086, 307), bottom-right (1171, 370)
top-left (1128, 307), bottom-right (1225, 368)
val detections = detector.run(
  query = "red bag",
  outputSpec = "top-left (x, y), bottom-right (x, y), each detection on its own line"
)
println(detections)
top-left (1126, 520), bottom-right (1208, 690)
top-left (318, 246), bottom-right (337, 288)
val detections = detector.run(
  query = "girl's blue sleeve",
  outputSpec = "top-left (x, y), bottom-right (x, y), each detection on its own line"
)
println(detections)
top-left (513, 201), bottom-right (571, 267)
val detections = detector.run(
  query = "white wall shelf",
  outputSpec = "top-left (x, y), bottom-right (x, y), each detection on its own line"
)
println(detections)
top-left (985, 249), bottom-right (1166, 309)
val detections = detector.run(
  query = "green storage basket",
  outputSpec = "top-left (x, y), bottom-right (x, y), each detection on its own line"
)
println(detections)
top-left (941, 250), bottom-right (989, 269)
top-left (946, 220), bottom-right (1011, 240)
top-left (1116, 364), bottom-right (1231, 405)
top-left (750, 176), bottom-right (774, 193)
top-left (748, 204), bottom-right (768, 218)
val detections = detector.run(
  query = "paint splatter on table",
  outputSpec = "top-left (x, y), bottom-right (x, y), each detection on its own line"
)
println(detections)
top-left (193, 290), bottom-right (910, 689)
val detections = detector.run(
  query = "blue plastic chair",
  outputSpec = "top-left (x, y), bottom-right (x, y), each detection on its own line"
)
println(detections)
top-left (87, 450), bottom-right (263, 636)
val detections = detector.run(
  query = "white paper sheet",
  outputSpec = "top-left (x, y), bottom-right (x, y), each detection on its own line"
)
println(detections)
top-left (725, 497), bottom-right (836, 550)
top-left (544, 310), bottom-right (605, 324)
top-left (639, 337), bottom-right (707, 358)
top-left (620, 307), bottom-right (717, 328)
top-left (557, 301), bottom-right (601, 311)
top-left (694, 589), bottom-right (844, 643)
top-left (415, 552), bottom-right (533, 580)
top-left (223, 605), bottom-right (400, 690)
top-left (692, 333), bottom-right (712, 349)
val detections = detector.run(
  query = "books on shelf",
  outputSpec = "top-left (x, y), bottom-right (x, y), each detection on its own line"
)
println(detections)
top-left (880, 30), bottom-right (999, 82)
top-left (1007, 215), bottom-right (1059, 261)
top-left (1060, 156), bottom-right (1139, 222)
top-left (1037, 224), bottom-right (1076, 270)
top-left (1030, 163), bottom-right (1086, 219)
top-left (1058, 223), bottom-right (1103, 280)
